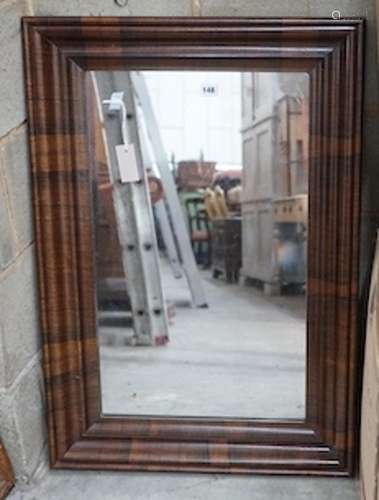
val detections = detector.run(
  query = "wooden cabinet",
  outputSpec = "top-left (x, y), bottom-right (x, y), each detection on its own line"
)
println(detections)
top-left (241, 73), bottom-right (309, 291)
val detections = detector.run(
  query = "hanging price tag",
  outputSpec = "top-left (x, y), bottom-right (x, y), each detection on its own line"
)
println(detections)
top-left (115, 144), bottom-right (141, 183)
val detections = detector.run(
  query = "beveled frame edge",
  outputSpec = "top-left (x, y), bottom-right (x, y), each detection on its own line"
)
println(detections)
top-left (22, 17), bottom-right (364, 476)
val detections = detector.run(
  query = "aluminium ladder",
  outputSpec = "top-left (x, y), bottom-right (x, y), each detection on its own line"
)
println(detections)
top-left (137, 114), bottom-right (183, 280)
top-left (131, 71), bottom-right (208, 308)
top-left (92, 71), bottom-right (169, 346)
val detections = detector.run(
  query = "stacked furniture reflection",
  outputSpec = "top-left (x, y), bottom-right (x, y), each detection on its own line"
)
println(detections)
top-left (241, 72), bottom-right (309, 294)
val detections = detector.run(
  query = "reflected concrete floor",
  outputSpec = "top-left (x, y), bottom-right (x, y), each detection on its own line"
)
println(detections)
top-left (9, 470), bottom-right (359, 500)
top-left (99, 260), bottom-right (306, 418)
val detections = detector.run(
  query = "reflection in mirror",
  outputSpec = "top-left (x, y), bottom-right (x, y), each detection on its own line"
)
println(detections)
top-left (89, 70), bottom-right (309, 418)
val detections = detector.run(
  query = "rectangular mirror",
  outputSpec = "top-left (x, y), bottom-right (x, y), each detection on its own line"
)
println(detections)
top-left (91, 70), bottom-right (309, 419)
top-left (23, 17), bottom-right (363, 476)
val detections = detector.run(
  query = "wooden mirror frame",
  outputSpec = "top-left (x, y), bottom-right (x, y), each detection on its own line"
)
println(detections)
top-left (0, 440), bottom-right (14, 498)
top-left (22, 17), bottom-right (364, 476)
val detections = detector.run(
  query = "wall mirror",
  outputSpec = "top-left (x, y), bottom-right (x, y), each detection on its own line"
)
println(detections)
top-left (23, 17), bottom-right (363, 475)
top-left (93, 69), bottom-right (308, 419)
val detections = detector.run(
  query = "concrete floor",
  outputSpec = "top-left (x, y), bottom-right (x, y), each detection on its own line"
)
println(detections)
top-left (100, 262), bottom-right (306, 418)
top-left (8, 470), bottom-right (359, 500)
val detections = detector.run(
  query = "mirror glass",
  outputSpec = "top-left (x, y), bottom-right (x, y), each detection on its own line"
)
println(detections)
top-left (89, 70), bottom-right (309, 418)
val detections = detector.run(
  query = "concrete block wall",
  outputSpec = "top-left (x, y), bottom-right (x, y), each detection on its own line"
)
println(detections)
top-left (0, 0), bottom-right (45, 486)
top-left (0, 0), bottom-right (378, 490)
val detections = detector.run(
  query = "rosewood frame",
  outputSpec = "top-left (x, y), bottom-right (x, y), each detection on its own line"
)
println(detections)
top-left (22, 17), bottom-right (364, 476)
top-left (0, 440), bottom-right (14, 499)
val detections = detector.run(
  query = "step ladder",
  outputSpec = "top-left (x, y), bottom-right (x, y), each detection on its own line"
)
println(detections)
top-left (92, 72), bottom-right (170, 346)
top-left (130, 71), bottom-right (208, 308)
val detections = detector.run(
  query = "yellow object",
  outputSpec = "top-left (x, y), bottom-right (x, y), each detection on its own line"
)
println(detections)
top-left (204, 187), bottom-right (229, 220)
top-left (204, 188), bottom-right (220, 220)
top-left (214, 186), bottom-right (228, 218)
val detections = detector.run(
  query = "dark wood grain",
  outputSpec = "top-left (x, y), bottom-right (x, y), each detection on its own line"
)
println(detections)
top-left (0, 440), bottom-right (14, 499)
top-left (22, 17), bottom-right (364, 476)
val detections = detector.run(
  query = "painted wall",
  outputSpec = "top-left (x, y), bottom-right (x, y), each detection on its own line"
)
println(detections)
top-left (0, 0), bottom-right (377, 488)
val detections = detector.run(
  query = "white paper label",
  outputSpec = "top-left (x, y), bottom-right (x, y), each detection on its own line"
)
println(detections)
top-left (115, 144), bottom-right (141, 183)
top-left (201, 84), bottom-right (218, 96)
